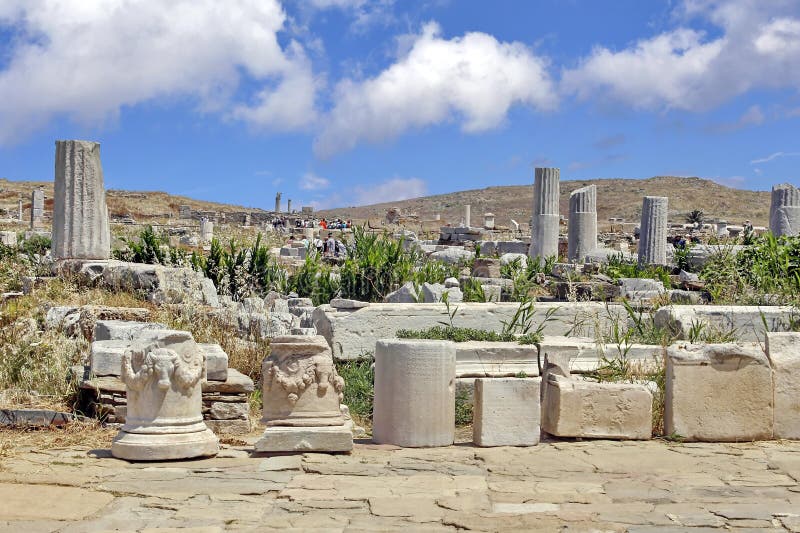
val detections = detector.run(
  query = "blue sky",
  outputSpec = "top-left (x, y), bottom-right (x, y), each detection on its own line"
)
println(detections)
top-left (0, 0), bottom-right (799, 210)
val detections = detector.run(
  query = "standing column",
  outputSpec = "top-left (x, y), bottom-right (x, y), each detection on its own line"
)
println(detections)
top-left (30, 187), bottom-right (44, 229)
top-left (275, 192), bottom-right (282, 213)
top-left (200, 218), bottom-right (214, 243)
top-left (769, 183), bottom-right (800, 237)
top-left (529, 167), bottom-right (560, 260)
top-left (638, 196), bottom-right (668, 266)
top-left (287, 199), bottom-right (292, 214)
top-left (52, 141), bottom-right (110, 259)
top-left (17, 198), bottom-right (23, 221)
top-left (568, 185), bottom-right (597, 262)
top-left (464, 204), bottom-right (471, 227)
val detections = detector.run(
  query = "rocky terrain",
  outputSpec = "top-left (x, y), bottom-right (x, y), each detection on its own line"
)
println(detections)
top-left (1, 176), bottom-right (771, 227)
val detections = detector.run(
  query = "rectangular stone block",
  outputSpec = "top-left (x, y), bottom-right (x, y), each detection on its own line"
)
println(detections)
top-left (198, 343), bottom-right (228, 382)
top-left (655, 305), bottom-right (799, 342)
top-left (542, 375), bottom-right (652, 440)
top-left (89, 340), bottom-right (129, 376)
top-left (254, 425), bottom-right (353, 452)
top-left (473, 378), bottom-right (540, 447)
top-left (204, 418), bottom-right (251, 435)
top-left (455, 342), bottom-right (539, 378)
top-left (665, 343), bottom-right (773, 441)
top-left (202, 369), bottom-right (254, 394)
top-left (766, 333), bottom-right (800, 440)
top-left (93, 320), bottom-right (167, 341)
top-left (207, 401), bottom-right (248, 420)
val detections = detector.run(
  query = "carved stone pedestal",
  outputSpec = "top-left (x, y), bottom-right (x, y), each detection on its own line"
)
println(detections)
top-left (255, 335), bottom-right (353, 453)
top-left (111, 332), bottom-right (219, 461)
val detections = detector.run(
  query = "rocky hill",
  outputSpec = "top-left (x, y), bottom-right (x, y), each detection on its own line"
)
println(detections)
top-left (1, 176), bottom-right (772, 228)
top-left (316, 177), bottom-right (771, 228)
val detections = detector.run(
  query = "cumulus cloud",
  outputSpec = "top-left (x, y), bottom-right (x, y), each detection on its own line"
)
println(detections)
top-left (0, 0), bottom-right (316, 144)
top-left (300, 172), bottom-right (331, 190)
top-left (314, 22), bottom-right (557, 156)
top-left (354, 177), bottom-right (427, 205)
top-left (562, 0), bottom-right (800, 111)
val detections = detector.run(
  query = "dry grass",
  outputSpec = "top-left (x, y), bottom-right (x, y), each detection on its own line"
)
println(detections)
top-left (0, 420), bottom-right (116, 462)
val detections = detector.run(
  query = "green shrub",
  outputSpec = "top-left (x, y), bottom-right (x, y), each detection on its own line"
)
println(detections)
top-left (335, 358), bottom-right (374, 425)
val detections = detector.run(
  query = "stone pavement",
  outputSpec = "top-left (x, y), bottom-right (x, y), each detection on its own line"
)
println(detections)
top-left (0, 438), bottom-right (799, 532)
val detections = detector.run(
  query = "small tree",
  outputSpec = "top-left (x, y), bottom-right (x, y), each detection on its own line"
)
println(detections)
top-left (686, 210), bottom-right (704, 225)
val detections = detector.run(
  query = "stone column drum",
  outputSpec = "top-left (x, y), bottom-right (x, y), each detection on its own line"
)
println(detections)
top-left (567, 185), bottom-right (597, 262)
top-left (638, 196), bottom-right (668, 266)
top-left (529, 167), bottom-right (560, 260)
top-left (769, 183), bottom-right (800, 237)
top-left (255, 335), bottom-right (353, 452)
top-left (52, 140), bottom-right (111, 259)
top-left (373, 339), bottom-right (456, 447)
top-left (111, 333), bottom-right (219, 461)
top-left (30, 187), bottom-right (44, 229)
top-left (200, 218), bottom-right (213, 243)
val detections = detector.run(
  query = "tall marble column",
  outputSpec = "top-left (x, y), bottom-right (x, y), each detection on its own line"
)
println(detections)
top-left (464, 204), bottom-right (471, 227)
top-left (529, 167), bottom-right (560, 260)
top-left (638, 196), bottom-right (668, 266)
top-left (275, 192), bottom-right (282, 213)
top-left (17, 198), bottom-right (23, 221)
top-left (52, 141), bottom-right (110, 259)
top-left (568, 185), bottom-right (597, 263)
top-left (769, 183), bottom-right (800, 237)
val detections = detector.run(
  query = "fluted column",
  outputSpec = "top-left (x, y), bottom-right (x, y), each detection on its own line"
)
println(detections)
top-left (52, 140), bottom-right (110, 260)
top-left (568, 185), bottom-right (597, 262)
top-left (769, 183), bottom-right (800, 237)
top-left (529, 167), bottom-right (560, 260)
top-left (638, 196), bottom-right (668, 266)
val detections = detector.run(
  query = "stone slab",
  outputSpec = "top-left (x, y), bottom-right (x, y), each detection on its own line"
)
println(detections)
top-left (313, 302), bottom-right (628, 360)
top-left (473, 378), bottom-right (541, 447)
top-left (665, 342), bottom-right (773, 441)
top-left (254, 425), bottom-right (353, 453)
top-left (455, 342), bottom-right (539, 378)
top-left (204, 419), bottom-right (251, 435)
top-left (198, 343), bottom-right (229, 381)
top-left (654, 305), bottom-right (799, 342)
top-left (542, 375), bottom-right (652, 440)
top-left (93, 320), bottom-right (167, 341)
top-left (0, 409), bottom-right (75, 427)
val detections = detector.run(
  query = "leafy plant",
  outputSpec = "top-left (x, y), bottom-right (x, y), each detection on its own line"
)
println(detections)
top-left (685, 209), bottom-right (704, 225)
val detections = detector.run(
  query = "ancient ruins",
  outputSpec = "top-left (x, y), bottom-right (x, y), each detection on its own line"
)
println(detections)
top-left (1, 143), bottom-right (799, 529)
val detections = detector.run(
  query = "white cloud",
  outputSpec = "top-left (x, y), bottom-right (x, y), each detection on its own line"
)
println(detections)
top-left (314, 22), bottom-right (557, 156)
top-left (750, 151), bottom-right (800, 164)
top-left (354, 177), bottom-right (427, 205)
top-left (707, 104), bottom-right (765, 132)
top-left (562, 0), bottom-right (800, 111)
top-left (300, 172), bottom-right (331, 190)
top-left (0, 0), bottom-right (316, 144)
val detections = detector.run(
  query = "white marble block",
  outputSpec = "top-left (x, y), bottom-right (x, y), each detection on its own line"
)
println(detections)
top-left (255, 335), bottom-right (352, 453)
top-left (473, 378), bottom-right (541, 447)
top-left (52, 140), bottom-right (111, 260)
top-left (665, 343), bottom-right (773, 442)
top-left (542, 375), bottom-right (652, 440)
top-left (766, 333), bottom-right (800, 440)
top-left (373, 339), bottom-right (456, 447)
top-left (111, 331), bottom-right (219, 461)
